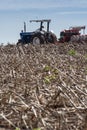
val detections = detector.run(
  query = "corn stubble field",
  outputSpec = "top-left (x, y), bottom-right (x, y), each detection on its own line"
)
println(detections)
top-left (0, 42), bottom-right (87, 130)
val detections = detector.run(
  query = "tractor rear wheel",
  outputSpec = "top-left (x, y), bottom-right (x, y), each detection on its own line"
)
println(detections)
top-left (46, 32), bottom-right (57, 44)
top-left (31, 34), bottom-right (45, 44)
top-left (32, 37), bottom-right (40, 44)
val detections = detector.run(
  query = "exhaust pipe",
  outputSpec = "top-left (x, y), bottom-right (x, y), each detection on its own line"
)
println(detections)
top-left (24, 22), bottom-right (26, 32)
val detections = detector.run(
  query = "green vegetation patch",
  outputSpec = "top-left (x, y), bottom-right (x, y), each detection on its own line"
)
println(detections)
top-left (43, 65), bottom-right (51, 72)
top-left (68, 49), bottom-right (76, 56)
top-left (33, 128), bottom-right (41, 130)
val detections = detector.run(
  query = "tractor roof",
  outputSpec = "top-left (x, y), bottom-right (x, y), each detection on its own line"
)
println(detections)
top-left (30, 19), bottom-right (51, 23)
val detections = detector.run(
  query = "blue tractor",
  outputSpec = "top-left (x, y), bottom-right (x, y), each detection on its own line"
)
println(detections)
top-left (17, 19), bottom-right (57, 45)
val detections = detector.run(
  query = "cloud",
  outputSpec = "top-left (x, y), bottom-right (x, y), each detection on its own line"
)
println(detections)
top-left (0, 0), bottom-right (87, 11)
top-left (58, 11), bottom-right (87, 15)
top-left (0, 0), bottom-right (59, 10)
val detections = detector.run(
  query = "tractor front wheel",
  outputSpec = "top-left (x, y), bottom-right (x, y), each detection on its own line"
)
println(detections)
top-left (17, 39), bottom-right (22, 45)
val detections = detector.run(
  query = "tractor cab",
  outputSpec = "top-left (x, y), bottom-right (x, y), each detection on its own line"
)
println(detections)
top-left (30, 19), bottom-right (51, 32)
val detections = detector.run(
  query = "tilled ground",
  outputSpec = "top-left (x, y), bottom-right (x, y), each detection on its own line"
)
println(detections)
top-left (0, 42), bottom-right (87, 130)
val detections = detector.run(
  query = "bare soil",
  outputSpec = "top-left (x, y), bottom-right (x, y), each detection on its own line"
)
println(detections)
top-left (0, 42), bottom-right (87, 130)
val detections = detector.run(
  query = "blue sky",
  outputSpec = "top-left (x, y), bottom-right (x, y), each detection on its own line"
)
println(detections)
top-left (0, 0), bottom-right (87, 44)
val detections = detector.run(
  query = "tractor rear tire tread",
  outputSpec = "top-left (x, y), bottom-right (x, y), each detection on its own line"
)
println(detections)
top-left (46, 32), bottom-right (57, 44)
top-left (31, 34), bottom-right (45, 44)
